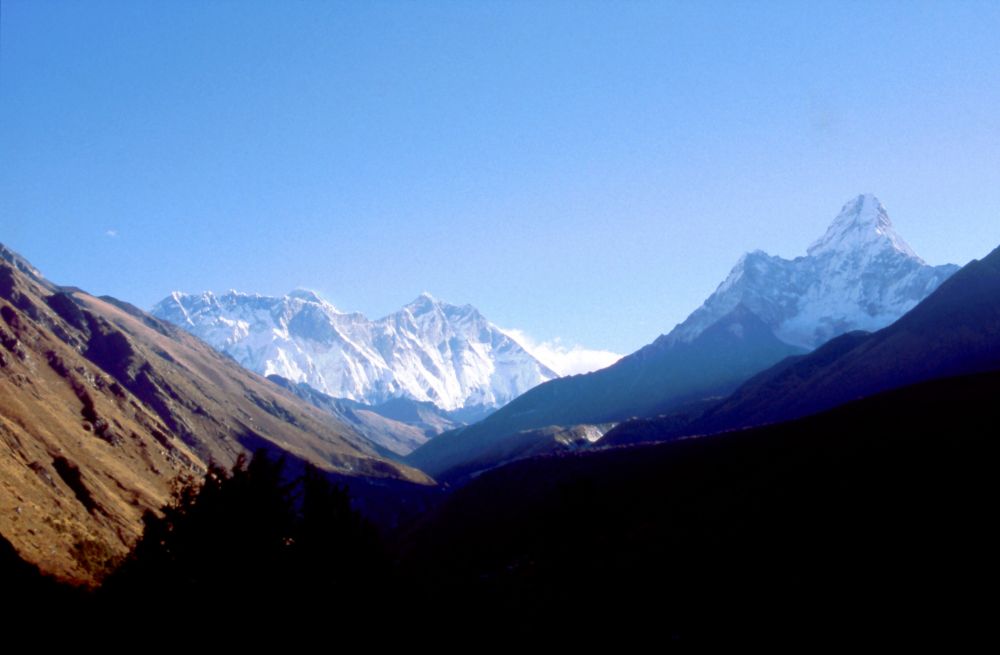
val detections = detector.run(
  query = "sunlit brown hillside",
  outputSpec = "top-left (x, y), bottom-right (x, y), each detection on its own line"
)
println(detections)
top-left (0, 244), bottom-right (430, 583)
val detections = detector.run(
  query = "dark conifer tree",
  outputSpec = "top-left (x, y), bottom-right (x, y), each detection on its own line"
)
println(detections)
top-left (102, 449), bottom-right (389, 616)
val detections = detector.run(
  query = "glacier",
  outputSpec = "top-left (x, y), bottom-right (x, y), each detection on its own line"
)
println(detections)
top-left (152, 290), bottom-right (558, 411)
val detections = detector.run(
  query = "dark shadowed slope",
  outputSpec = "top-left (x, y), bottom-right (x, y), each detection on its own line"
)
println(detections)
top-left (266, 375), bottom-right (476, 457)
top-left (602, 244), bottom-right (1000, 446)
top-left (408, 197), bottom-right (962, 481)
top-left (402, 369), bottom-right (1000, 641)
top-left (408, 305), bottom-right (803, 478)
top-left (267, 375), bottom-right (433, 457)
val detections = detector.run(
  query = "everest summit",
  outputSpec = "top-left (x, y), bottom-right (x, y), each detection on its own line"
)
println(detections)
top-left (152, 290), bottom-right (557, 412)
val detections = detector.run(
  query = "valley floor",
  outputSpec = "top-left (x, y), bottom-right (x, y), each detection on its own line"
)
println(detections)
top-left (5, 370), bottom-right (996, 644)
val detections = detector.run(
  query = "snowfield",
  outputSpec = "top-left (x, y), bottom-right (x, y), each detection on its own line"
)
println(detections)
top-left (666, 194), bottom-right (958, 349)
top-left (153, 290), bottom-right (558, 411)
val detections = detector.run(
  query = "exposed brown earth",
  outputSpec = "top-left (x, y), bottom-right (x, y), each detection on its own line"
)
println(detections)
top-left (0, 245), bottom-right (431, 584)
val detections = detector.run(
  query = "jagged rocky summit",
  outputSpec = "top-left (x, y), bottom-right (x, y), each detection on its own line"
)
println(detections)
top-left (152, 290), bottom-right (557, 412)
top-left (668, 194), bottom-right (959, 349)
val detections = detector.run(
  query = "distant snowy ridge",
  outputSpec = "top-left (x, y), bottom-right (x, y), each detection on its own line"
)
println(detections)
top-left (152, 290), bottom-right (558, 411)
top-left (497, 327), bottom-right (623, 376)
top-left (668, 194), bottom-right (959, 349)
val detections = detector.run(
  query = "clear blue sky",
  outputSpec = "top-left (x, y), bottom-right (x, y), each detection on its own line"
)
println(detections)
top-left (2, 0), bottom-right (999, 355)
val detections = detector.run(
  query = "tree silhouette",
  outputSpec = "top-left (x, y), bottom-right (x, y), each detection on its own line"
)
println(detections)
top-left (102, 449), bottom-right (388, 614)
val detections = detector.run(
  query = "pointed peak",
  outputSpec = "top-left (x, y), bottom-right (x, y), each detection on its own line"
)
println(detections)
top-left (405, 291), bottom-right (442, 311)
top-left (808, 194), bottom-right (920, 260)
top-left (737, 249), bottom-right (771, 266)
top-left (165, 290), bottom-right (195, 306)
top-left (830, 194), bottom-right (891, 234)
top-left (288, 288), bottom-right (324, 303)
top-left (288, 288), bottom-right (341, 313)
top-left (399, 292), bottom-right (484, 322)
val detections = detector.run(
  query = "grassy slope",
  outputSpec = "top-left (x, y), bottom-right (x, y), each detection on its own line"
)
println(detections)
top-left (0, 251), bottom-right (430, 583)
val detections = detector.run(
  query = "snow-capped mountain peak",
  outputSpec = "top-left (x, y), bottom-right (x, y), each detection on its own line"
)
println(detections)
top-left (413, 290), bottom-right (437, 302)
top-left (286, 288), bottom-right (337, 308)
top-left (152, 290), bottom-right (557, 411)
top-left (668, 194), bottom-right (958, 349)
top-left (807, 193), bottom-right (920, 261)
top-left (403, 292), bottom-right (446, 316)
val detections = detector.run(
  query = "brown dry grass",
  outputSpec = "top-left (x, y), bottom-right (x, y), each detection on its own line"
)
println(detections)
top-left (0, 257), bottom-right (430, 583)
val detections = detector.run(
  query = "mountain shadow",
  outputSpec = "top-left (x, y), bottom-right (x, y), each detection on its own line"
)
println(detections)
top-left (401, 368), bottom-right (1000, 643)
top-left (604, 243), bottom-right (1000, 446)
top-left (409, 304), bottom-right (803, 479)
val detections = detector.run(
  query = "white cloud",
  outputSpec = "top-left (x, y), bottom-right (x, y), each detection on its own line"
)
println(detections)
top-left (501, 328), bottom-right (622, 376)
top-left (105, 229), bottom-right (119, 238)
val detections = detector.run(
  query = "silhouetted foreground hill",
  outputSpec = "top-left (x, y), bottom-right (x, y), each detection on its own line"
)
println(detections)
top-left (1, 533), bottom-right (86, 614)
top-left (4, 370), bottom-right (995, 640)
top-left (401, 369), bottom-right (999, 641)
top-left (100, 452), bottom-right (388, 612)
top-left (1, 451), bottom-right (401, 627)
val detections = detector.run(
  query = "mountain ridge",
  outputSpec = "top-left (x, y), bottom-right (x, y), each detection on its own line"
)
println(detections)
top-left (694, 242), bottom-right (1000, 430)
top-left (407, 194), bottom-right (959, 480)
top-left (667, 194), bottom-right (958, 349)
top-left (0, 243), bottom-right (430, 583)
top-left (408, 303), bottom-right (804, 479)
top-left (602, 243), bottom-right (1000, 446)
top-left (152, 289), bottom-right (557, 412)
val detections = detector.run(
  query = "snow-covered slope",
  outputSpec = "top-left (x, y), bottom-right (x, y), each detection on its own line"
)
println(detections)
top-left (669, 194), bottom-right (959, 349)
top-left (151, 290), bottom-right (558, 411)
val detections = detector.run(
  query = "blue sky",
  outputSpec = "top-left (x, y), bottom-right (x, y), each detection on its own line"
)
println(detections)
top-left (2, 1), bottom-right (999, 359)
